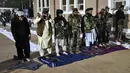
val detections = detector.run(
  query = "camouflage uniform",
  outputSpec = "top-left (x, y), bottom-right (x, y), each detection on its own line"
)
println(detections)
top-left (54, 18), bottom-right (67, 39)
top-left (97, 9), bottom-right (111, 44)
top-left (104, 10), bottom-right (112, 43)
top-left (68, 13), bottom-right (82, 51)
top-left (54, 9), bottom-right (68, 56)
top-left (95, 14), bottom-right (104, 45)
top-left (81, 8), bottom-right (96, 47)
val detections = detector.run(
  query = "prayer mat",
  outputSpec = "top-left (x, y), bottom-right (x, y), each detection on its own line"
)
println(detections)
top-left (8, 60), bottom-right (42, 71)
top-left (38, 53), bottom-right (91, 68)
top-left (38, 45), bottom-right (127, 68)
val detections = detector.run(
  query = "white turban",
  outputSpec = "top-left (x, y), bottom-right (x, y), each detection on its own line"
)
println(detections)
top-left (16, 11), bottom-right (25, 16)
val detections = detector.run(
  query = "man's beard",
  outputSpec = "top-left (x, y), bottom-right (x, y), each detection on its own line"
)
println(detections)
top-left (42, 15), bottom-right (47, 19)
top-left (74, 14), bottom-right (78, 16)
top-left (19, 18), bottom-right (23, 21)
top-left (87, 12), bottom-right (92, 16)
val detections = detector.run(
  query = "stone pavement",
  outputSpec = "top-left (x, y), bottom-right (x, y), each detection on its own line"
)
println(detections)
top-left (0, 25), bottom-right (130, 73)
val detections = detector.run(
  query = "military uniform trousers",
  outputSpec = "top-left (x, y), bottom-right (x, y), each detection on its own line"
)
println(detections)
top-left (68, 29), bottom-right (80, 51)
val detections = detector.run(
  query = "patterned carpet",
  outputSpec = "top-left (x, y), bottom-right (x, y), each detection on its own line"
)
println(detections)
top-left (38, 45), bottom-right (127, 68)
top-left (7, 60), bottom-right (42, 71)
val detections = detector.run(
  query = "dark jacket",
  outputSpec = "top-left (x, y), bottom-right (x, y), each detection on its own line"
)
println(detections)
top-left (11, 16), bottom-right (30, 40)
top-left (36, 14), bottom-right (52, 37)
top-left (36, 19), bottom-right (45, 37)
top-left (68, 14), bottom-right (82, 31)
top-left (115, 9), bottom-right (125, 23)
top-left (54, 16), bottom-right (68, 38)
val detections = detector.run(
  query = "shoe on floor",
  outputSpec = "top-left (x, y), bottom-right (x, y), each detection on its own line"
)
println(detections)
top-left (23, 58), bottom-right (31, 62)
top-left (63, 52), bottom-right (68, 55)
top-left (13, 55), bottom-right (23, 60)
top-left (56, 53), bottom-right (60, 56)
top-left (116, 41), bottom-right (121, 45)
top-left (99, 44), bottom-right (103, 47)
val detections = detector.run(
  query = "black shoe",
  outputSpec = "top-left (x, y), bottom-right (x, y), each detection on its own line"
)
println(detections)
top-left (13, 55), bottom-right (23, 60)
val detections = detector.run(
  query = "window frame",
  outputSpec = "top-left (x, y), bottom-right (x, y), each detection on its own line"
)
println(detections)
top-left (37, 0), bottom-right (50, 12)
top-left (60, 0), bottom-right (85, 14)
top-left (108, 0), bottom-right (130, 14)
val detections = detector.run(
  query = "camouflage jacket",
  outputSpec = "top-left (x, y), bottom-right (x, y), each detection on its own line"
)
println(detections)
top-left (104, 11), bottom-right (113, 30)
top-left (68, 14), bottom-right (82, 31)
top-left (81, 13), bottom-right (95, 33)
top-left (94, 14), bottom-right (104, 30)
top-left (54, 16), bottom-right (68, 39)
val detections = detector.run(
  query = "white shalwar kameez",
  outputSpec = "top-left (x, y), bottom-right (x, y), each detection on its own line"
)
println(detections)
top-left (85, 28), bottom-right (97, 47)
top-left (34, 18), bottom-right (52, 56)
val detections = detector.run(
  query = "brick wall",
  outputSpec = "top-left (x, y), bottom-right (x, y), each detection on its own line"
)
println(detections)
top-left (33, 0), bottom-right (38, 18)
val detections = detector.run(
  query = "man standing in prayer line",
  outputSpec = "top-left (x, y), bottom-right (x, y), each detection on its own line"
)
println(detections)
top-left (95, 9), bottom-right (105, 47)
top-left (115, 5), bottom-right (125, 44)
top-left (34, 8), bottom-right (53, 58)
top-left (97, 8), bottom-right (111, 47)
top-left (11, 11), bottom-right (31, 62)
top-left (68, 8), bottom-right (82, 54)
top-left (81, 8), bottom-right (97, 50)
top-left (104, 6), bottom-right (112, 45)
top-left (34, 12), bottom-right (43, 55)
top-left (54, 9), bottom-right (68, 56)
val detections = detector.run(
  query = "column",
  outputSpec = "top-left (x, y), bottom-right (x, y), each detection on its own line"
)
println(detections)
top-left (66, 0), bottom-right (70, 11)
top-left (49, 0), bottom-right (50, 9)
top-left (83, 0), bottom-right (85, 12)
top-left (74, 0), bottom-right (78, 8)
top-left (126, 0), bottom-right (130, 6)
top-left (126, 0), bottom-right (130, 14)
top-left (40, 0), bottom-right (43, 12)
top-left (33, 0), bottom-right (38, 17)
top-left (59, 0), bottom-right (62, 9)
top-left (44, 0), bottom-right (47, 8)
top-left (108, 0), bottom-right (112, 9)
top-left (37, 0), bottom-right (40, 12)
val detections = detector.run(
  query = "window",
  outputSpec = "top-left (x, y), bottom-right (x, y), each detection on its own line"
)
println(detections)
top-left (115, 2), bottom-right (122, 9)
top-left (47, 0), bottom-right (49, 8)
top-left (61, 0), bottom-right (84, 11)
top-left (69, 0), bottom-right (74, 10)
top-left (78, 0), bottom-right (84, 10)
top-left (38, 0), bottom-right (50, 12)
top-left (62, 0), bottom-right (66, 11)
top-left (42, 0), bottom-right (45, 8)
top-left (39, 0), bottom-right (41, 11)
top-left (108, 0), bottom-right (130, 14)
top-left (112, 0), bottom-right (126, 10)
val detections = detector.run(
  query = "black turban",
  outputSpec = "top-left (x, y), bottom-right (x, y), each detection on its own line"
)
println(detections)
top-left (56, 9), bottom-right (63, 15)
top-left (73, 8), bottom-right (78, 12)
top-left (42, 8), bottom-right (49, 14)
top-left (85, 8), bottom-right (93, 12)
